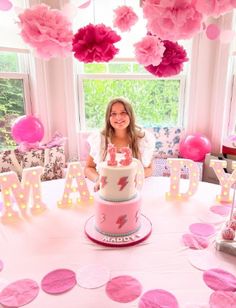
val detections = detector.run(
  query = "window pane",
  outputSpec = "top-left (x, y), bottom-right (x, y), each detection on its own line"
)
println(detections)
top-left (0, 52), bottom-right (20, 72)
top-left (0, 78), bottom-right (25, 149)
top-left (83, 79), bottom-right (180, 130)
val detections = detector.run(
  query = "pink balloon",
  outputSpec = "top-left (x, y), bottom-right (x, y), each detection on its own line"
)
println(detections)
top-left (179, 133), bottom-right (211, 162)
top-left (11, 115), bottom-right (44, 144)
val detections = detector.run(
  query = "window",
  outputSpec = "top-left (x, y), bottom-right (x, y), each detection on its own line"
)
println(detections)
top-left (73, 0), bottom-right (191, 131)
top-left (0, 51), bottom-right (31, 150)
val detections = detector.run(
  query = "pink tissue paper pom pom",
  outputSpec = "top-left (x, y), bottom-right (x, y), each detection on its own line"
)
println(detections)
top-left (72, 23), bottom-right (121, 63)
top-left (145, 40), bottom-right (188, 77)
top-left (113, 5), bottom-right (138, 32)
top-left (195, 0), bottom-right (234, 18)
top-left (18, 4), bottom-right (73, 60)
top-left (134, 35), bottom-right (165, 66)
top-left (143, 0), bottom-right (203, 40)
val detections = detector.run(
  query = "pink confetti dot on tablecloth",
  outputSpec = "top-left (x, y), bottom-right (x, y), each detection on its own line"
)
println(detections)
top-left (77, 264), bottom-right (110, 289)
top-left (0, 279), bottom-right (39, 307)
top-left (203, 268), bottom-right (236, 291)
top-left (182, 233), bottom-right (209, 249)
top-left (106, 275), bottom-right (142, 303)
top-left (41, 268), bottom-right (76, 294)
top-left (209, 290), bottom-right (236, 307)
top-left (210, 205), bottom-right (231, 216)
top-left (189, 223), bottom-right (216, 237)
top-left (138, 289), bottom-right (179, 308)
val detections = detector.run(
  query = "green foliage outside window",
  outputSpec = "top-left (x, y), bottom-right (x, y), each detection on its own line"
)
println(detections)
top-left (83, 79), bottom-right (180, 130)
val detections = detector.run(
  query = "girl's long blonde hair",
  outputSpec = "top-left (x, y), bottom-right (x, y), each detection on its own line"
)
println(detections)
top-left (101, 97), bottom-right (144, 160)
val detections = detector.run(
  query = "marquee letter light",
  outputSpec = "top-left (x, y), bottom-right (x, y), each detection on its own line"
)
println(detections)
top-left (58, 162), bottom-right (93, 208)
top-left (166, 158), bottom-right (200, 200)
top-left (210, 159), bottom-right (236, 203)
top-left (0, 166), bottom-right (46, 222)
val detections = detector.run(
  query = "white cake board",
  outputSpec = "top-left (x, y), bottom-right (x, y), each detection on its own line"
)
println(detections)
top-left (85, 214), bottom-right (152, 247)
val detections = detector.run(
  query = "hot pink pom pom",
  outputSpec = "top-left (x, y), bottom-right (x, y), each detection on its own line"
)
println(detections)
top-left (145, 40), bottom-right (188, 77)
top-left (113, 5), bottom-right (138, 32)
top-left (72, 23), bottom-right (121, 63)
top-left (143, 0), bottom-right (203, 40)
top-left (195, 0), bottom-right (234, 18)
top-left (134, 35), bottom-right (165, 66)
top-left (18, 4), bottom-right (73, 60)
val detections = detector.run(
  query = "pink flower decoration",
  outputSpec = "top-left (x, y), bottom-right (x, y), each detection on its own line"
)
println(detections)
top-left (145, 40), bottom-right (188, 77)
top-left (143, 0), bottom-right (203, 40)
top-left (18, 4), bottom-right (73, 60)
top-left (113, 5), bottom-right (138, 32)
top-left (72, 23), bottom-right (121, 63)
top-left (134, 35), bottom-right (165, 66)
top-left (195, 0), bottom-right (234, 18)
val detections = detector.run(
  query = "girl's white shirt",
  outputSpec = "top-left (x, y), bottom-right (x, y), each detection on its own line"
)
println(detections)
top-left (87, 129), bottom-right (155, 170)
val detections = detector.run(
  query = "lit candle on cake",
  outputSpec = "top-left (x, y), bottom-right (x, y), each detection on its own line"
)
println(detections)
top-left (166, 158), bottom-right (200, 200)
top-left (210, 159), bottom-right (236, 203)
top-left (58, 162), bottom-right (93, 208)
top-left (0, 166), bottom-right (46, 223)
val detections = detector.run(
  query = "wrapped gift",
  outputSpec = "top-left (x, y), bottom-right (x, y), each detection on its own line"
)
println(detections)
top-left (0, 149), bottom-right (23, 179)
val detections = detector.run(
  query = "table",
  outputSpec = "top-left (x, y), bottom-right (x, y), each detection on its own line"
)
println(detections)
top-left (0, 177), bottom-right (235, 307)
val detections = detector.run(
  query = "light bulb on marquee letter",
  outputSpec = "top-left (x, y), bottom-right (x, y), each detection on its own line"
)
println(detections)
top-left (166, 158), bottom-right (200, 200)
top-left (210, 159), bottom-right (236, 203)
top-left (0, 166), bottom-right (46, 222)
top-left (58, 162), bottom-right (93, 208)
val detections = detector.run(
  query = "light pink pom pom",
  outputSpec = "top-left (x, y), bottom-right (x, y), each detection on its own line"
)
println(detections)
top-left (143, 0), bottom-right (203, 40)
top-left (195, 0), bottom-right (234, 18)
top-left (134, 35), bottom-right (165, 66)
top-left (113, 5), bottom-right (138, 32)
top-left (18, 4), bottom-right (73, 60)
top-left (221, 227), bottom-right (235, 240)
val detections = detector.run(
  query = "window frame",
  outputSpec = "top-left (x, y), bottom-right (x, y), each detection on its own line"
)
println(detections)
top-left (77, 70), bottom-right (187, 131)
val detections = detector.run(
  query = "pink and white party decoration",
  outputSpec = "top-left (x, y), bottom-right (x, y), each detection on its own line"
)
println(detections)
top-left (0, 166), bottom-right (46, 223)
top-left (113, 5), bottom-right (138, 32)
top-left (209, 159), bottom-right (236, 203)
top-left (195, 0), bottom-right (235, 18)
top-left (145, 40), bottom-right (188, 77)
top-left (72, 23), bottom-right (121, 63)
top-left (18, 4), bottom-right (73, 60)
top-left (134, 35), bottom-right (165, 66)
top-left (0, 0), bottom-right (12, 11)
top-left (142, 0), bottom-right (203, 41)
top-left (166, 158), bottom-right (200, 200)
top-left (57, 162), bottom-right (92, 208)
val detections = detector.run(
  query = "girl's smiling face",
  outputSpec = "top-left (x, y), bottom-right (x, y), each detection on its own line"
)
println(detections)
top-left (109, 102), bottom-right (130, 131)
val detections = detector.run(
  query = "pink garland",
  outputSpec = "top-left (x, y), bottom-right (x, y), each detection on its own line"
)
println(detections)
top-left (113, 5), bottom-right (138, 32)
top-left (18, 4), bottom-right (73, 60)
top-left (72, 23), bottom-right (121, 63)
top-left (145, 40), bottom-right (188, 77)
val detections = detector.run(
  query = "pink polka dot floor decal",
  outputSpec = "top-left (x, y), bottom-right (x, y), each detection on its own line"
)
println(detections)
top-left (138, 289), bottom-right (179, 308)
top-left (76, 264), bottom-right (110, 289)
top-left (0, 260), bottom-right (3, 271)
top-left (182, 233), bottom-right (209, 249)
top-left (41, 268), bottom-right (77, 294)
top-left (0, 279), bottom-right (39, 307)
top-left (189, 223), bottom-right (216, 237)
top-left (203, 268), bottom-right (236, 291)
top-left (209, 290), bottom-right (236, 307)
top-left (210, 205), bottom-right (231, 216)
top-left (106, 275), bottom-right (142, 303)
